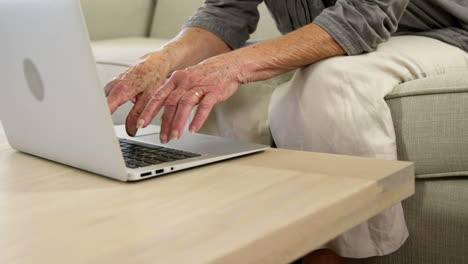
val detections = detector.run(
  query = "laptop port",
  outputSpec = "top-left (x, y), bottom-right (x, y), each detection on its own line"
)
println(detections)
top-left (155, 169), bottom-right (164, 174)
top-left (140, 172), bottom-right (152, 177)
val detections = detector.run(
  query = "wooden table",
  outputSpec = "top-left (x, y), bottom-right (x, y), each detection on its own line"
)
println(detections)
top-left (0, 123), bottom-right (414, 264)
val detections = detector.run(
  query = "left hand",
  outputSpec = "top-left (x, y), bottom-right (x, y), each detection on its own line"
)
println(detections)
top-left (137, 56), bottom-right (243, 143)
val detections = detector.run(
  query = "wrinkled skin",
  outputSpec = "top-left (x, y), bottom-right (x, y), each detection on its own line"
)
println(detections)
top-left (105, 52), bottom-right (171, 137)
top-left (140, 60), bottom-right (242, 143)
top-left (106, 51), bottom-right (242, 143)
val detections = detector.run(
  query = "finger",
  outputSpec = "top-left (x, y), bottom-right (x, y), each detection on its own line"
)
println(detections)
top-left (169, 89), bottom-right (203, 140)
top-left (136, 70), bottom-right (187, 128)
top-left (130, 93), bottom-right (142, 104)
top-left (189, 93), bottom-right (217, 133)
top-left (106, 80), bottom-right (136, 114)
top-left (159, 101), bottom-right (177, 144)
top-left (104, 77), bottom-right (121, 97)
top-left (104, 81), bottom-right (117, 97)
top-left (125, 80), bottom-right (173, 136)
top-left (137, 79), bottom-right (176, 129)
top-left (125, 97), bottom-right (143, 137)
top-left (157, 84), bottom-right (196, 143)
top-left (125, 88), bottom-right (157, 136)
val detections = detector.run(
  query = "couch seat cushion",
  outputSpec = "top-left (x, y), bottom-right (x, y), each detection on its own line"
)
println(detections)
top-left (92, 37), bottom-right (169, 67)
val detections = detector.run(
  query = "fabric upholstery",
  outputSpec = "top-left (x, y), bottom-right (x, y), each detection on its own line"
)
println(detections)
top-left (149, 0), bottom-right (203, 39)
top-left (346, 178), bottom-right (468, 264)
top-left (80, 0), bottom-right (155, 41)
top-left (386, 72), bottom-right (468, 178)
top-left (92, 37), bottom-right (168, 66)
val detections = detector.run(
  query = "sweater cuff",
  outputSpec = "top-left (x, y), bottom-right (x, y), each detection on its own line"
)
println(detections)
top-left (183, 19), bottom-right (247, 50)
top-left (313, 14), bottom-right (363, 56)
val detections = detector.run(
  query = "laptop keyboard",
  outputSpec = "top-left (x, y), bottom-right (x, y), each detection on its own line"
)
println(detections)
top-left (119, 139), bottom-right (201, 169)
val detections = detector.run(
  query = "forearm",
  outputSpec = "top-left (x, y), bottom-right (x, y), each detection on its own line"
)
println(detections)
top-left (153, 27), bottom-right (232, 73)
top-left (227, 23), bottom-right (346, 83)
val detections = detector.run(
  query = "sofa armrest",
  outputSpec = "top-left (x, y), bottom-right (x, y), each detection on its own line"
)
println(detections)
top-left (386, 71), bottom-right (468, 178)
top-left (80, 0), bottom-right (155, 41)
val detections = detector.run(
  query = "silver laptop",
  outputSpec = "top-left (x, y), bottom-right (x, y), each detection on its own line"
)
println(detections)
top-left (0, 0), bottom-right (269, 182)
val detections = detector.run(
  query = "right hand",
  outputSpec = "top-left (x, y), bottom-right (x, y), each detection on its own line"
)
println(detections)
top-left (104, 52), bottom-right (171, 136)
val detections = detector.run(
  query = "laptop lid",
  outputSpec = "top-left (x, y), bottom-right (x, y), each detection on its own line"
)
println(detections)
top-left (0, 0), bottom-right (128, 181)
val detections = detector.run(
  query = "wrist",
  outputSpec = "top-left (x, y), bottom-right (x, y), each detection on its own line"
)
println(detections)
top-left (212, 52), bottom-right (249, 85)
top-left (230, 47), bottom-right (288, 84)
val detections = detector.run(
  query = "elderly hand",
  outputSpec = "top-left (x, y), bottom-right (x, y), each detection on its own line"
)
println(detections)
top-left (137, 56), bottom-right (243, 143)
top-left (104, 51), bottom-right (172, 136)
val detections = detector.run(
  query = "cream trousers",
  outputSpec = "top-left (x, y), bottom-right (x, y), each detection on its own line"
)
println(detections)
top-left (269, 36), bottom-right (468, 258)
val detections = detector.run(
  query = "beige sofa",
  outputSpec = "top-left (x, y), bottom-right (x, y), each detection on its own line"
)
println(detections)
top-left (82, 1), bottom-right (468, 263)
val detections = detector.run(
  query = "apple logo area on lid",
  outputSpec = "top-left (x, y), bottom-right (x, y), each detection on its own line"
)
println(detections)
top-left (23, 58), bottom-right (45, 101)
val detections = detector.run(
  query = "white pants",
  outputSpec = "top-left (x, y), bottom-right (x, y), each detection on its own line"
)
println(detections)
top-left (269, 36), bottom-right (468, 258)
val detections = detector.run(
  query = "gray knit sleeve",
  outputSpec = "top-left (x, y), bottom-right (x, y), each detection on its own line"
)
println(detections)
top-left (183, 0), bottom-right (263, 50)
top-left (313, 0), bottom-right (410, 55)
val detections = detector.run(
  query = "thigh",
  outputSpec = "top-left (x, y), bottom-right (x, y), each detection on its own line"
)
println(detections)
top-left (269, 36), bottom-right (468, 154)
top-left (274, 35), bottom-right (468, 112)
top-left (272, 35), bottom-right (468, 111)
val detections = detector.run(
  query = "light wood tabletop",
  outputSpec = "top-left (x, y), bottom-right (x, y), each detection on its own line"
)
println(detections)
top-left (0, 123), bottom-right (414, 264)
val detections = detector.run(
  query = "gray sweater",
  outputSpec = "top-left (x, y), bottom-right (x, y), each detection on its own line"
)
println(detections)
top-left (183, 0), bottom-right (468, 55)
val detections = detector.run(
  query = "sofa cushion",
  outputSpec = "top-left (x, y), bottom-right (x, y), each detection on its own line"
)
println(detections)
top-left (80, 0), bottom-right (155, 41)
top-left (386, 72), bottom-right (468, 178)
top-left (149, 0), bottom-right (203, 40)
top-left (92, 37), bottom-right (169, 66)
top-left (149, 1), bottom-right (280, 41)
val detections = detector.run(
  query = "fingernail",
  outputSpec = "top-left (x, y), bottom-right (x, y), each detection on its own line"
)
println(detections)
top-left (170, 130), bottom-right (179, 140)
top-left (160, 134), bottom-right (168, 144)
top-left (136, 119), bottom-right (145, 129)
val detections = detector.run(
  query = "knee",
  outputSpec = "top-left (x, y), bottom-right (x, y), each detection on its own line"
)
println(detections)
top-left (269, 56), bottom-right (352, 123)
top-left (269, 56), bottom-right (365, 148)
top-left (299, 56), bottom-right (354, 101)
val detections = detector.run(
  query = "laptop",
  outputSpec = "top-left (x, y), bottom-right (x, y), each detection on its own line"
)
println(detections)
top-left (0, 0), bottom-right (269, 182)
